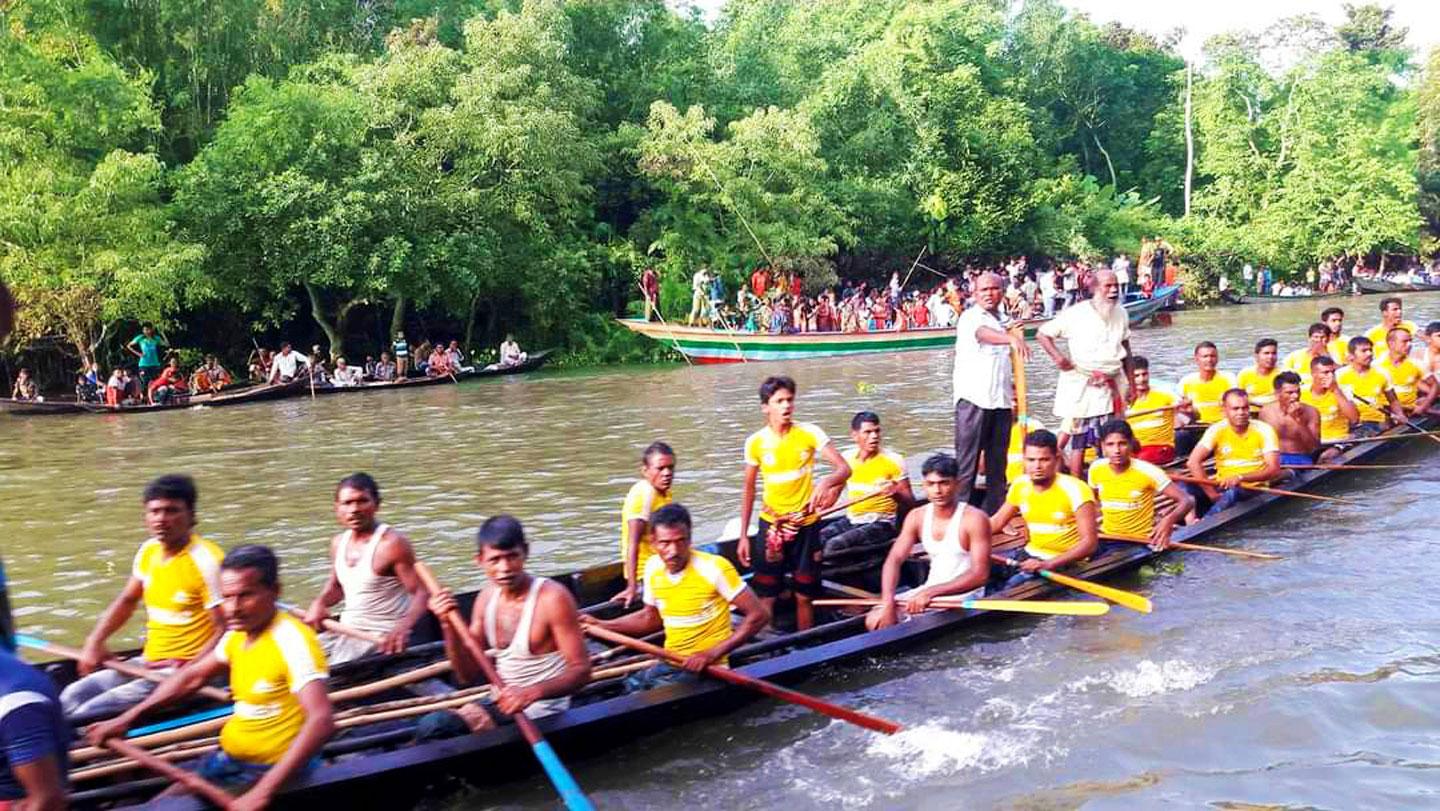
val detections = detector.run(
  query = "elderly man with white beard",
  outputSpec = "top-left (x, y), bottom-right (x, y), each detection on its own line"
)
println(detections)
top-left (1035, 269), bottom-right (1136, 476)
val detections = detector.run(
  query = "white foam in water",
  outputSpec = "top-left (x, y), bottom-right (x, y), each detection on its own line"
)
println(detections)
top-left (1103, 659), bottom-right (1216, 698)
top-left (866, 722), bottom-right (1033, 780)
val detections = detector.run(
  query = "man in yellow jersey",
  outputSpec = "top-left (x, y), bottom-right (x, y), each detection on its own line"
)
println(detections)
top-left (1301, 356), bottom-right (1360, 460)
top-left (1004, 413), bottom-right (1048, 484)
top-left (1321, 307), bottom-right (1349, 364)
top-left (585, 504), bottom-right (768, 686)
top-left (1364, 297), bottom-right (1418, 360)
top-left (987, 429), bottom-right (1098, 591)
top-left (90, 546), bottom-right (334, 807)
top-left (738, 376), bottom-right (850, 630)
top-left (1284, 323), bottom-right (1332, 380)
top-left (866, 455), bottom-right (992, 631)
top-left (63, 475), bottom-right (225, 717)
top-left (1126, 356), bottom-right (1179, 465)
top-left (1184, 389), bottom-right (1281, 517)
top-left (1237, 338), bottom-right (1281, 409)
top-left (1423, 322), bottom-right (1440, 384)
top-left (1377, 328), bottom-right (1439, 415)
top-left (1257, 372), bottom-right (1322, 466)
top-left (614, 442), bottom-right (676, 607)
top-left (1338, 336), bottom-right (1406, 435)
top-left (1088, 420), bottom-right (1192, 550)
top-left (1179, 342), bottom-right (1236, 424)
top-left (821, 412), bottom-right (915, 555)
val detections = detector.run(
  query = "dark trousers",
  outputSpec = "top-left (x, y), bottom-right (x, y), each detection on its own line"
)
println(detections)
top-left (954, 399), bottom-right (1012, 515)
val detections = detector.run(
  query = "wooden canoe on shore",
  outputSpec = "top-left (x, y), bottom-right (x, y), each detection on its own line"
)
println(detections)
top-left (48, 412), bottom-right (1433, 809)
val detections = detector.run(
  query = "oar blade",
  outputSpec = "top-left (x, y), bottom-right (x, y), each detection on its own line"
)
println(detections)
top-left (954, 599), bottom-right (1110, 616)
top-left (1040, 571), bottom-right (1153, 614)
top-left (531, 740), bottom-right (597, 811)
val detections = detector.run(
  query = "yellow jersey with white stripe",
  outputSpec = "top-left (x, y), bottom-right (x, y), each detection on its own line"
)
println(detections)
top-left (1087, 458), bottom-right (1173, 538)
top-left (619, 480), bottom-right (672, 575)
top-left (841, 447), bottom-right (906, 523)
top-left (1300, 387), bottom-right (1351, 441)
top-left (1236, 365), bottom-right (1279, 407)
top-left (1197, 420), bottom-right (1279, 480)
top-left (1325, 336), bottom-right (1349, 365)
top-left (1126, 390), bottom-right (1177, 449)
top-left (642, 550), bottom-right (744, 661)
top-left (1365, 320), bottom-right (1418, 359)
top-left (1006, 473), bottom-right (1095, 559)
top-left (132, 535), bottom-right (223, 662)
top-left (213, 613), bottom-right (328, 765)
top-left (1337, 365), bottom-right (1395, 423)
top-left (1282, 349), bottom-right (1321, 380)
top-left (1005, 416), bottom-right (1047, 482)
top-left (1376, 355), bottom-right (1424, 410)
top-left (1180, 371), bottom-right (1237, 423)
top-left (744, 422), bottom-right (831, 524)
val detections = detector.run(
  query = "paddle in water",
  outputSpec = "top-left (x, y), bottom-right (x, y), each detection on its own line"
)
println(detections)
top-left (990, 554), bottom-right (1153, 613)
top-left (1167, 473), bottom-right (1355, 505)
top-left (1099, 533), bottom-right (1283, 561)
top-left (812, 597), bottom-right (1109, 616)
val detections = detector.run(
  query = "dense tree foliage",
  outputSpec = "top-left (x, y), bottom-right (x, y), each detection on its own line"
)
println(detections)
top-left (0, 0), bottom-right (1431, 371)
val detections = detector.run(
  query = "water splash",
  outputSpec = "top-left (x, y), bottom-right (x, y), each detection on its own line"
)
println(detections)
top-left (866, 722), bottom-right (1045, 780)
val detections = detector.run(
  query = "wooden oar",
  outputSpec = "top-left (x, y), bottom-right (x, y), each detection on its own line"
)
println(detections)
top-left (14, 634), bottom-right (230, 702)
top-left (1167, 473), bottom-right (1356, 505)
top-left (1125, 403), bottom-right (1181, 419)
top-left (989, 555), bottom-right (1153, 614)
top-left (280, 603), bottom-right (387, 647)
top-left (414, 563), bottom-right (594, 811)
top-left (811, 597), bottom-right (1109, 616)
top-left (1282, 463), bottom-right (1421, 471)
top-left (1350, 395), bottom-right (1440, 448)
top-left (104, 738), bottom-right (235, 809)
top-left (582, 624), bottom-right (902, 734)
top-left (1009, 323), bottom-right (1029, 422)
top-left (1320, 428), bottom-right (1440, 446)
top-left (1099, 533), bottom-right (1283, 561)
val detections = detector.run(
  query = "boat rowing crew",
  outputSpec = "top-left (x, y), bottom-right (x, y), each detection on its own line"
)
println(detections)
top-left (2, 407), bottom-right (1433, 810)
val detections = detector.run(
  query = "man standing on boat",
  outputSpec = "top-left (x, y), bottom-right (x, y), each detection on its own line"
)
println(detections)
top-left (640, 266), bottom-right (660, 322)
top-left (125, 324), bottom-right (168, 392)
top-left (987, 430), bottom-right (1099, 591)
top-left (1088, 421), bottom-right (1192, 550)
top-left (952, 272), bottom-right (1026, 513)
top-left (420, 516), bottom-right (591, 734)
top-left (1036, 268), bottom-right (1134, 476)
top-left (614, 442), bottom-right (677, 608)
top-left (865, 455), bottom-right (991, 631)
top-left (1237, 338), bottom-right (1281, 409)
top-left (90, 545), bottom-right (334, 808)
top-left (1184, 389), bottom-right (1281, 517)
top-left (62, 475), bottom-right (225, 717)
top-left (822, 412), bottom-right (915, 556)
top-left (303, 474), bottom-right (429, 664)
top-left (583, 505), bottom-right (769, 686)
top-left (1257, 372), bottom-right (1322, 466)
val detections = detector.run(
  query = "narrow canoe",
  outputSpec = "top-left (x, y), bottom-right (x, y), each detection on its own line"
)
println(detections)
top-left (1355, 277), bottom-right (1440, 294)
top-left (621, 285), bottom-right (1181, 364)
top-left (60, 412), bottom-right (1433, 809)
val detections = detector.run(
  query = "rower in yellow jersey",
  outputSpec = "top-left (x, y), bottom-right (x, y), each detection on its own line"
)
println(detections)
top-left (1283, 323), bottom-right (1332, 382)
top-left (89, 546), bottom-right (334, 806)
top-left (1337, 336), bottom-right (1406, 434)
top-left (1004, 414), bottom-right (1047, 484)
top-left (1321, 307), bottom-right (1349, 365)
top-left (1179, 342), bottom-right (1236, 424)
top-left (1364, 298), bottom-right (1419, 362)
top-left (1300, 355), bottom-right (1360, 460)
top-left (614, 441), bottom-right (676, 607)
top-left (1125, 356), bottom-right (1179, 465)
top-left (1088, 420), bottom-right (1193, 550)
top-left (1376, 328), bottom-right (1440, 415)
top-left (1184, 389), bottom-right (1281, 517)
top-left (822, 411), bottom-right (914, 555)
top-left (1236, 338), bottom-right (1281, 409)
top-left (988, 429), bottom-right (1098, 591)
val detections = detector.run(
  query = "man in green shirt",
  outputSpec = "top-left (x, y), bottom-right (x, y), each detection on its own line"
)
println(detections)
top-left (126, 324), bottom-right (168, 389)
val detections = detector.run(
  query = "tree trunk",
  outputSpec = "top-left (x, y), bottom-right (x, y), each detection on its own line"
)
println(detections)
top-left (1090, 129), bottom-right (1118, 189)
top-left (389, 296), bottom-right (406, 342)
top-left (304, 282), bottom-right (347, 360)
top-left (1184, 61), bottom-right (1195, 219)
top-left (463, 294), bottom-right (481, 354)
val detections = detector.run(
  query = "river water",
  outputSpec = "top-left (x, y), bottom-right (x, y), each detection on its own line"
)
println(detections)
top-left (4, 293), bottom-right (1439, 809)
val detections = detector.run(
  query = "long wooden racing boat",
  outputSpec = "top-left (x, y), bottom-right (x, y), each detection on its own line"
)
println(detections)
top-left (51, 413), bottom-right (1433, 809)
top-left (306, 349), bottom-right (553, 397)
top-left (620, 285), bottom-right (1181, 363)
top-left (1356, 277), bottom-right (1440, 294)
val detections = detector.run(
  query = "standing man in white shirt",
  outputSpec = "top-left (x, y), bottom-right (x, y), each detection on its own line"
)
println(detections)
top-left (953, 272), bottom-right (1029, 513)
top-left (1113, 254), bottom-right (1131, 298)
top-left (1035, 269), bottom-right (1135, 475)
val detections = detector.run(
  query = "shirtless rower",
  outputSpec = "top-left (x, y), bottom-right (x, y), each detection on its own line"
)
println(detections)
top-left (1184, 389), bottom-right (1280, 517)
top-left (1283, 323), bottom-right (1332, 380)
top-left (987, 429), bottom-right (1099, 591)
top-left (419, 516), bottom-right (590, 735)
top-left (614, 442), bottom-right (676, 607)
top-left (865, 455), bottom-right (991, 631)
top-left (1257, 372), bottom-right (1321, 467)
top-left (583, 504), bottom-right (769, 688)
top-left (1236, 338), bottom-right (1281, 409)
top-left (1088, 420), bottom-right (1192, 551)
top-left (303, 474), bottom-right (429, 663)
top-left (1337, 336), bottom-right (1406, 435)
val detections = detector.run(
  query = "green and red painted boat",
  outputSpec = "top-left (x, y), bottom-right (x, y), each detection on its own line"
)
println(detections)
top-left (621, 284), bottom-right (1180, 363)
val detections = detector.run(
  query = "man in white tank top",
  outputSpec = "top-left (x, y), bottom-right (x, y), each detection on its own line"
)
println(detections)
top-left (866, 455), bottom-right (993, 631)
top-left (303, 474), bottom-right (429, 664)
top-left (420, 516), bottom-right (591, 734)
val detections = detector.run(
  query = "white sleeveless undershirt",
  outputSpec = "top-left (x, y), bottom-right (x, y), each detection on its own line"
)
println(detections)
top-left (335, 523), bottom-right (411, 635)
top-left (484, 577), bottom-right (571, 717)
top-left (920, 503), bottom-right (981, 600)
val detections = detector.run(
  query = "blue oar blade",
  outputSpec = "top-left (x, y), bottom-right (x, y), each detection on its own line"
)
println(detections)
top-left (530, 740), bottom-right (595, 811)
top-left (128, 706), bottom-right (233, 737)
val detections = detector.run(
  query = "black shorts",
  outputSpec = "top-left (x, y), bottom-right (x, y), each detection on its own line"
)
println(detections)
top-left (750, 518), bottom-right (824, 598)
